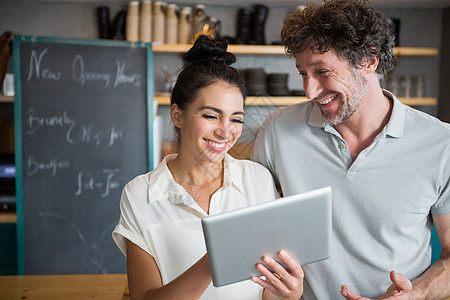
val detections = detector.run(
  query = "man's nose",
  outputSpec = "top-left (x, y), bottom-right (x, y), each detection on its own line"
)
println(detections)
top-left (303, 76), bottom-right (322, 100)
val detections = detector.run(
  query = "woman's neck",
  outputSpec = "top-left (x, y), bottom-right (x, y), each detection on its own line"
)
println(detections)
top-left (167, 152), bottom-right (224, 188)
top-left (167, 152), bottom-right (225, 214)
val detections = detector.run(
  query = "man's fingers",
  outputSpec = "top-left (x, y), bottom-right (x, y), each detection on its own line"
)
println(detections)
top-left (340, 285), bottom-right (370, 300)
top-left (389, 270), bottom-right (412, 292)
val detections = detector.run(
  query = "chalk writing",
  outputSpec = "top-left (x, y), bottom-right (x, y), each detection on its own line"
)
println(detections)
top-left (80, 125), bottom-right (124, 147)
top-left (27, 155), bottom-right (70, 176)
top-left (39, 211), bottom-right (111, 273)
top-left (72, 54), bottom-right (111, 88)
top-left (26, 108), bottom-right (76, 144)
top-left (26, 49), bottom-right (62, 82)
top-left (114, 61), bottom-right (142, 87)
top-left (74, 169), bottom-right (120, 198)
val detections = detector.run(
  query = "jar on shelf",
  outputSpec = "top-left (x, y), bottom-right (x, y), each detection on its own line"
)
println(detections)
top-left (178, 7), bottom-right (192, 44)
top-left (153, 1), bottom-right (166, 44)
top-left (126, 1), bottom-right (140, 42)
top-left (165, 3), bottom-right (178, 44)
top-left (140, 0), bottom-right (152, 42)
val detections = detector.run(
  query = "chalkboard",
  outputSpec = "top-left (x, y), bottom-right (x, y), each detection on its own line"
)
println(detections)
top-left (13, 36), bottom-right (154, 275)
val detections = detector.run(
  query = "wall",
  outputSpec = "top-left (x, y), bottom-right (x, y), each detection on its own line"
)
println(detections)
top-left (438, 7), bottom-right (450, 123)
top-left (0, 1), bottom-right (444, 143)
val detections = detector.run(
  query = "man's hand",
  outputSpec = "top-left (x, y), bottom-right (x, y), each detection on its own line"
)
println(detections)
top-left (341, 271), bottom-right (412, 300)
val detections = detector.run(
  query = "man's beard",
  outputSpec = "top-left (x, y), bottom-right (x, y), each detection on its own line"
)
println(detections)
top-left (323, 68), bottom-right (369, 126)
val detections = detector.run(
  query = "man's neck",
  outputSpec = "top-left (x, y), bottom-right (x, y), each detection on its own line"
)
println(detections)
top-left (334, 87), bottom-right (393, 161)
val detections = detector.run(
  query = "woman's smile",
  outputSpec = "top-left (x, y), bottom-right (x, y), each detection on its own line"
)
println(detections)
top-left (204, 138), bottom-right (227, 152)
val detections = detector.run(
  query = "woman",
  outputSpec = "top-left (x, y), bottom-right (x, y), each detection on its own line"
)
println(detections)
top-left (113, 35), bottom-right (303, 300)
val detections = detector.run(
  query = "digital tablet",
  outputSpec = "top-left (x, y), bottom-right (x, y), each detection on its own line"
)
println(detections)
top-left (201, 186), bottom-right (332, 287)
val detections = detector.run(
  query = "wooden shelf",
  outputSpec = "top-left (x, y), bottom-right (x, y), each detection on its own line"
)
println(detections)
top-left (152, 43), bottom-right (287, 55)
top-left (400, 97), bottom-right (437, 106)
top-left (394, 47), bottom-right (439, 56)
top-left (154, 94), bottom-right (311, 106)
top-left (3, 94), bottom-right (438, 106)
top-left (154, 94), bottom-right (437, 106)
top-left (152, 44), bottom-right (439, 56)
top-left (0, 211), bottom-right (16, 223)
top-left (0, 95), bottom-right (13, 103)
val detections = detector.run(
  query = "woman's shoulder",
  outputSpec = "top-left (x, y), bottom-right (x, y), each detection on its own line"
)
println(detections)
top-left (123, 154), bottom-right (176, 192)
top-left (122, 171), bottom-right (152, 195)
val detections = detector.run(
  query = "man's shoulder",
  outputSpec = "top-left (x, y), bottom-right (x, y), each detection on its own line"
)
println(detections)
top-left (404, 105), bottom-right (450, 136)
top-left (227, 154), bottom-right (272, 176)
top-left (267, 101), bottom-right (314, 124)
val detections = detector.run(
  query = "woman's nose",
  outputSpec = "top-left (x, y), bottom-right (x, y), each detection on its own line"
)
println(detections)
top-left (214, 121), bottom-right (232, 140)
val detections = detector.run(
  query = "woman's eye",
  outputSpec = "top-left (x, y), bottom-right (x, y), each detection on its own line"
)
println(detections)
top-left (202, 114), bottom-right (217, 120)
top-left (232, 119), bottom-right (244, 124)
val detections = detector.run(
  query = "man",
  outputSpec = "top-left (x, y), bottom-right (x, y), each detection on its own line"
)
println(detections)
top-left (251, 0), bottom-right (450, 299)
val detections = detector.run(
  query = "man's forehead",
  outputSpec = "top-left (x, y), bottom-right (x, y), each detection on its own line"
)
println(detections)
top-left (295, 48), bottom-right (346, 69)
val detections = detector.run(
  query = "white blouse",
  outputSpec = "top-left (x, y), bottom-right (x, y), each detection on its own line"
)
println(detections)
top-left (112, 153), bottom-right (278, 299)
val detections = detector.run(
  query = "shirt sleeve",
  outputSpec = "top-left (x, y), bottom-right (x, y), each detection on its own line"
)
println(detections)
top-left (251, 109), bottom-right (280, 189)
top-left (431, 145), bottom-right (450, 215)
top-left (112, 178), bottom-right (155, 257)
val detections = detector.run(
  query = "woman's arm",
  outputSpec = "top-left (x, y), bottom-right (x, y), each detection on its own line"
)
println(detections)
top-left (126, 239), bottom-right (212, 300)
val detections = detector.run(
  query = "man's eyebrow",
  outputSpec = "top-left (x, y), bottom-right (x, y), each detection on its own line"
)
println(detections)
top-left (296, 60), bottom-right (325, 70)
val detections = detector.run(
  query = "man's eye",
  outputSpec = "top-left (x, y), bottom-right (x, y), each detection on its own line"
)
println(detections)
top-left (319, 70), bottom-right (330, 76)
top-left (232, 119), bottom-right (244, 124)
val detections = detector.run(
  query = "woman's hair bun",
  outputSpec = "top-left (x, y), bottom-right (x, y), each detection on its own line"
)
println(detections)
top-left (186, 35), bottom-right (236, 65)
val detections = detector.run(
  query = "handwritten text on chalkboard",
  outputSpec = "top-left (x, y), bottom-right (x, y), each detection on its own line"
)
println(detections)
top-left (16, 37), bottom-right (150, 275)
top-left (27, 48), bottom-right (142, 88)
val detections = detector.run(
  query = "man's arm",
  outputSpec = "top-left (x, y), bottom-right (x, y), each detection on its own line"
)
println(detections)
top-left (411, 213), bottom-right (450, 300)
top-left (341, 213), bottom-right (450, 300)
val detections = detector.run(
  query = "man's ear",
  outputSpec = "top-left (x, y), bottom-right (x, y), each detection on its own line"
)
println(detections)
top-left (171, 103), bottom-right (183, 128)
top-left (364, 50), bottom-right (379, 74)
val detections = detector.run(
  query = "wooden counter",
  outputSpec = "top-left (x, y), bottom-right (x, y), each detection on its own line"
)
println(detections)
top-left (1, 271), bottom-right (449, 299)
top-left (0, 274), bottom-right (129, 300)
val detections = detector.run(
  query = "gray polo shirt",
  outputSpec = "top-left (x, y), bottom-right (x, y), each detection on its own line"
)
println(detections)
top-left (251, 90), bottom-right (450, 300)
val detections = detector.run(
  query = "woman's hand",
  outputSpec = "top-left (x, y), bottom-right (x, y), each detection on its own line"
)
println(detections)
top-left (251, 250), bottom-right (304, 300)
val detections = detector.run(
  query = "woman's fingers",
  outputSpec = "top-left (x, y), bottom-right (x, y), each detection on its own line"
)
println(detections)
top-left (278, 250), bottom-right (304, 279)
top-left (252, 251), bottom-right (304, 298)
top-left (251, 267), bottom-right (279, 295)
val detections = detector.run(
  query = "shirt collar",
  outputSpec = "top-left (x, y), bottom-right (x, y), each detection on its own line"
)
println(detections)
top-left (224, 154), bottom-right (244, 194)
top-left (147, 153), bottom-right (243, 206)
top-left (147, 154), bottom-right (193, 205)
top-left (382, 89), bottom-right (405, 138)
top-left (306, 89), bottom-right (405, 138)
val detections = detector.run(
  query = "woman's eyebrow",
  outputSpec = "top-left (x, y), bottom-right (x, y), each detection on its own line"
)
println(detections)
top-left (199, 106), bottom-right (222, 113)
top-left (200, 106), bottom-right (245, 116)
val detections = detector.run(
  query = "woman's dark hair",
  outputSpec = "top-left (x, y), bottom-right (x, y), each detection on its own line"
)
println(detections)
top-left (170, 35), bottom-right (247, 111)
top-left (281, 0), bottom-right (397, 76)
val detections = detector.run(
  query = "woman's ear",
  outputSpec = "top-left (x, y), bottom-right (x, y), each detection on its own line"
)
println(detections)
top-left (171, 103), bottom-right (183, 128)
